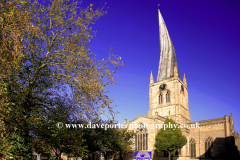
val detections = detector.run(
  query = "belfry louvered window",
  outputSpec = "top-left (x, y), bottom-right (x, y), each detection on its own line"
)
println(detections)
top-left (166, 92), bottom-right (170, 102)
top-left (159, 94), bottom-right (163, 104)
top-left (135, 124), bottom-right (148, 151)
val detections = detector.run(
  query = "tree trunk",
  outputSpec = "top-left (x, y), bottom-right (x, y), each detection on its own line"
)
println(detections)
top-left (56, 152), bottom-right (62, 160)
top-left (169, 151), bottom-right (171, 160)
top-left (104, 153), bottom-right (107, 160)
top-left (119, 151), bottom-right (123, 160)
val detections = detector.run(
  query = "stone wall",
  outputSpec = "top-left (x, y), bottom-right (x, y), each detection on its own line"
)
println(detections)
top-left (149, 77), bottom-right (190, 125)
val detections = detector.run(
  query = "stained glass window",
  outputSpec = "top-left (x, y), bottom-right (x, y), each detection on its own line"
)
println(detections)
top-left (135, 123), bottom-right (148, 151)
top-left (140, 134), bottom-right (142, 150)
top-left (205, 137), bottom-right (213, 158)
top-left (166, 92), bottom-right (170, 102)
top-left (143, 134), bottom-right (145, 150)
top-left (146, 133), bottom-right (148, 150)
top-left (137, 134), bottom-right (139, 150)
top-left (135, 135), bottom-right (137, 151)
top-left (190, 139), bottom-right (196, 158)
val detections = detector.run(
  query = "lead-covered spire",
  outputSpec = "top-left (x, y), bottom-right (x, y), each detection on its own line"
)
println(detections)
top-left (157, 9), bottom-right (180, 82)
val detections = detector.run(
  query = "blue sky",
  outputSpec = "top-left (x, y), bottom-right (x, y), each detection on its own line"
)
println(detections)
top-left (80, 0), bottom-right (240, 132)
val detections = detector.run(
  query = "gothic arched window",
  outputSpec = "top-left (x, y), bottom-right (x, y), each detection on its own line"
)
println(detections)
top-left (135, 124), bottom-right (148, 151)
top-left (166, 91), bottom-right (170, 102)
top-left (159, 94), bottom-right (163, 104)
top-left (190, 139), bottom-right (196, 158)
top-left (205, 137), bottom-right (213, 158)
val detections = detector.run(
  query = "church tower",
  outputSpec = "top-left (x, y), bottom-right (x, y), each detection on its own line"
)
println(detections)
top-left (148, 10), bottom-right (190, 124)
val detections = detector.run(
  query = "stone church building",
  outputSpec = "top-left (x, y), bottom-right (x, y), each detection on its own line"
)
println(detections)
top-left (124, 9), bottom-right (240, 160)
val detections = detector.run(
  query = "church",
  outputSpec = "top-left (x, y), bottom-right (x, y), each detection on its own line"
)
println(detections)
top-left (124, 9), bottom-right (240, 160)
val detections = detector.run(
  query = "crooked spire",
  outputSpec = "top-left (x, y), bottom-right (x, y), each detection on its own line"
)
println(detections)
top-left (157, 9), bottom-right (180, 82)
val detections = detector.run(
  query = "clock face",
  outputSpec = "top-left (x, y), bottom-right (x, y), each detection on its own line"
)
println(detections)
top-left (159, 84), bottom-right (167, 91)
top-left (181, 85), bottom-right (184, 92)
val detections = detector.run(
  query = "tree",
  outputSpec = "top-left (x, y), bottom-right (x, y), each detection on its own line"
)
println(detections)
top-left (154, 118), bottom-right (187, 160)
top-left (32, 99), bottom-right (88, 160)
top-left (80, 120), bottom-right (134, 160)
top-left (0, 0), bottom-right (122, 158)
top-left (116, 128), bottom-right (135, 160)
top-left (0, 0), bottom-right (33, 158)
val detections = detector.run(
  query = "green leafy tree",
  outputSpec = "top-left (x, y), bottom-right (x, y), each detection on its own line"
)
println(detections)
top-left (155, 118), bottom-right (187, 160)
top-left (0, 0), bottom-right (122, 158)
top-left (116, 128), bottom-right (135, 160)
top-left (84, 121), bottom-right (134, 160)
top-left (0, 0), bottom-right (33, 158)
top-left (32, 99), bottom-right (87, 160)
